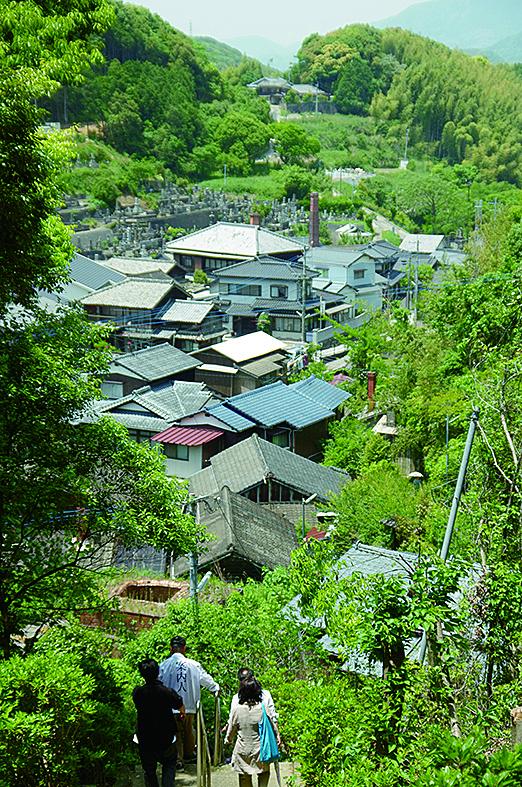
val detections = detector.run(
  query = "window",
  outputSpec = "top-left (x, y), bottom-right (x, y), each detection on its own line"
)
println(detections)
top-left (274, 317), bottom-right (300, 333)
top-left (272, 431), bottom-right (290, 448)
top-left (163, 443), bottom-right (190, 461)
top-left (354, 269), bottom-right (366, 280)
top-left (101, 381), bottom-right (123, 399)
top-left (227, 284), bottom-right (261, 296)
top-left (270, 284), bottom-right (288, 299)
top-left (127, 430), bottom-right (153, 444)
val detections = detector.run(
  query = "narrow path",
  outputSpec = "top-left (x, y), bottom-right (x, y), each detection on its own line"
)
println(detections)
top-left (132, 761), bottom-right (301, 786)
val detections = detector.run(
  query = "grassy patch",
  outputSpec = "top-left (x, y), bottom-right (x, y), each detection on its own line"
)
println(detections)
top-left (382, 230), bottom-right (402, 246)
top-left (285, 113), bottom-right (401, 170)
top-left (197, 173), bottom-right (284, 199)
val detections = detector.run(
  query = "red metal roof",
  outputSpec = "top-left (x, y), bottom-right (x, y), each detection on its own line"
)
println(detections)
top-left (152, 425), bottom-right (224, 446)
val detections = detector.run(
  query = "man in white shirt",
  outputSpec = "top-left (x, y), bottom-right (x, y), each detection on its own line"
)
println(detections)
top-left (159, 635), bottom-right (220, 765)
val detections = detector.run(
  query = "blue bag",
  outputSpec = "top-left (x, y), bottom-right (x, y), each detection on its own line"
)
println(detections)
top-left (258, 704), bottom-right (280, 763)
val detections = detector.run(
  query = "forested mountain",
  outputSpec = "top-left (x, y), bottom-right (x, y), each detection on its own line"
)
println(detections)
top-left (480, 32), bottom-right (522, 64)
top-left (292, 24), bottom-right (522, 184)
top-left (45, 0), bottom-right (275, 177)
top-left (194, 36), bottom-right (243, 70)
top-left (377, 0), bottom-right (522, 51)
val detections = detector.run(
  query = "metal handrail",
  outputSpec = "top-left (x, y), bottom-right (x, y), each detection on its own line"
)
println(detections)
top-left (196, 701), bottom-right (212, 787)
top-left (213, 697), bottom-right (223, 767)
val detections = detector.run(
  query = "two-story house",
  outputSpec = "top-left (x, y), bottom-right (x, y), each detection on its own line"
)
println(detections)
top-left (158, 300), bottom-right (227, 352)
top-left (307, 246), bottom-right (385, 322)
top-left (165, 222), bottom-right (303, 275)
top-left (151, 374), bottom-right (351, 476)
top-left (80, 278), bottom-right (188, 351)
top-left (92, 380), bottom-right (219, 479)
top-left (210, 256), bottom-right (353, 344)
top-left (101, 343), bottom-right (202, 399)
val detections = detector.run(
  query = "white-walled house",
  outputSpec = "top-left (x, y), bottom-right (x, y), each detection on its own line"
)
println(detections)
top-left (307, 246), bottom-right (385, 315)
top-left (210, 256), bottom-right (353, 344)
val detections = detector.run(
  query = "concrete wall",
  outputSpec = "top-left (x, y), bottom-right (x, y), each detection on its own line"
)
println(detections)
top-left (163, 444), bottom-right (203, 478)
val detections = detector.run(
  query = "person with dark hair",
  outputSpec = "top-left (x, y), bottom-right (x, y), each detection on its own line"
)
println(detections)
top-left (225, 677), bottom-right (279, 787)
top-left (229, 667), bottom-right (278, 725)
top-left (132, 658), bottom-right (185, 787)
top-left (159, 635), bottom-right (220, 767)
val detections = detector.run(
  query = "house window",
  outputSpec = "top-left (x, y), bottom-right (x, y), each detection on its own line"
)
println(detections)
top-left (354, 269), bottom-right (366, 280)
top-left (163, 443), bottom-right (190, 461)
top-left (228, 284), bottom-right (262, 296)
top-left (274, 317), bottom-right (300, 333)
top-left (272, 431), bottom-right (290, 448)
top-left (101, 381), bottom-right (123, 399)
top-left (270, 285), bottom-right (288, 299)
top-left (127, 429), bottom-right (153, 444)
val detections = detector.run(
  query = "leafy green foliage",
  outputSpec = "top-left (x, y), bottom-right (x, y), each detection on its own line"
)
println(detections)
top-left (0, 306), bottom-right (199, 656)
top-left (0, 651), bottom-right (96, 786)
top-left (271, 123), bottom-right (320, 166)
top-left (331, 461), bottom-right (421, 550)
top-left (0, 0), bottom-right (111, 311)
top-left (292, 23), bottom-right (522, 185)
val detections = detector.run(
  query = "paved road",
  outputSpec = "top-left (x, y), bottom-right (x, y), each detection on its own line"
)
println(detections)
top-left (132, 761), bottom-right (301, 786)
top-left (362, 207), bottom-right (408, 240)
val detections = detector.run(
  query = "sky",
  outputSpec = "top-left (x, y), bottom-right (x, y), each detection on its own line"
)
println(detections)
top-left (128, 0), bottom-right (424, 45)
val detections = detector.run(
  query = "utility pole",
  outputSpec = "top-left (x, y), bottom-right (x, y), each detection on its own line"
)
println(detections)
top-left (315, 84), bottom-right (319, 115)
top-left (404, 127), bottom-right (410, 161)
top-left (413, 237), bottom-right (419, 323)
top-left (301, 246), bottom-right (309, 343)
top-left (474, 199), bottom-right (483, 232)
top-left (440, 409), bottom-right (479, 561)
top-left (419, 409), bottom-right (480, 663)
top-left (223, 163), bottom-right (227, 189)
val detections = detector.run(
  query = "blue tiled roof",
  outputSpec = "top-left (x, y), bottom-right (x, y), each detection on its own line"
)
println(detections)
top-left (206, 403), bottom-right (255, 432)
top-left (70, 253), bottom-right (125, 290)
top-left (289, 375), bottom-right (351, 410)
top-left (225, 381), bottom-right (333, 429)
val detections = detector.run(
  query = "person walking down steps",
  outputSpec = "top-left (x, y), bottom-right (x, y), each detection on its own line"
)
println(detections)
top-left (159, 635), bottom-right (220, 768)
top-left (229, 668), bottom-right (278, 725)
top-left (132, 659), bottom-right (185, 787)
top-left (225, 677), bottom-right (280, 787)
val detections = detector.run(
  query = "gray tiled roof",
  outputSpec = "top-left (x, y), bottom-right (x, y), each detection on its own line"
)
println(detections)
top-left (166, 223), bottom-right (303, 259)
top-left (98, 381), bottom-right (216, 430)
top-left (81, 279), bottom-right (175, 309)
top-left (109, 343), bottom-right (200, 381)
top-left (241, 357), bottom-right (283, 378)
top-left (337, 542), bottom-right (419, 580)
top-left (189, 434), bottom-right (349, 502)
top-left (104, 257), bottom-right (176, 276)
top-left (190, 487), bottom-right (298, 571)
top-left (161, 300), bottom-right (215, 324)
top-left (213, 256), bottom-right (316, 281)
top-left (69, 253), bottom-right (125, 291)
top-left (289, 375), bottom-right (351, 410)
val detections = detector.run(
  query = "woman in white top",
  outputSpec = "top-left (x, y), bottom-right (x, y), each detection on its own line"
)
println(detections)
top-left (225, 677), bottom-right (279, 787)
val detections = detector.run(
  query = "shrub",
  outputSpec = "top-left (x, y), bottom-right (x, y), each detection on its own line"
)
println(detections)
top-left (0, 651), bottom-right (96, 786)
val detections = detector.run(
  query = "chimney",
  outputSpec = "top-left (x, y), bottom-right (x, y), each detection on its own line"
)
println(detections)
top-left (309, 191), bottom-right (319, 247)
top-left (367, 371), bottom-right (377, 412)
top-left (249, 212), bottom-right (261, 226)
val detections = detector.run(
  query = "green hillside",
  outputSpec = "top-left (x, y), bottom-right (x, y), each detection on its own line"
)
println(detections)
top-left (291, 24), bottom-right (522, 184)
top-left (43, 1), bottom-right (277, 180)
top-left (194, 36), bottom-right (243, 70)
